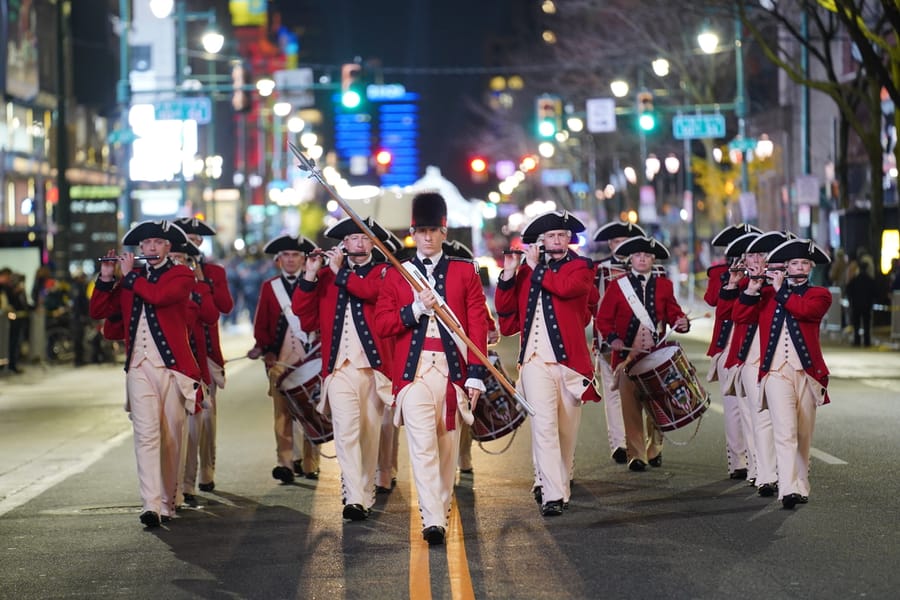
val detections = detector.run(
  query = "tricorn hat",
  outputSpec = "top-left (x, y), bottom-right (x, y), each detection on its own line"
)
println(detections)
top-left (521, 210), bottom-right (586, 244)
top-left (411, 192), bottom-right (448, 228)
top-left (173, 217), bottom-right (216, 236)
top-left (615, 236), bottom-right (670, 260)
top-left (122, 220), bottom-right (188, 247)
top-left (172, 240), bottom-right (202, 257)
top-left (767, 239), bottom-right (831, 265)
top-left (711, 223), bottom-right (763, 248)
top-left (263, 234), bottom-right (317, 255)
top-left (745, 231), bottom-right (789, 255)
top-left (325, 216), bottom-right (390, 242)
top-left (592, 221), bottom-right (646, 242)
top-left (725, 232), bottom-right (761, 258)
top-left (442, 240), bottom-right (474, 259)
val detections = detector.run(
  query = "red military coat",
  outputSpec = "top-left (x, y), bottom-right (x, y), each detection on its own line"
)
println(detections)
top-left (292, 260), bottom-right (392, 379)
top-left (199, 261), bottom-right (234, 367)
top-left (594, 272), bottom-right (686, 369)
top-left (253, 275), bottom-right (304, 355)
top-left (373, 256), bottom-right (488, 395)
top-left (189, 280), bottom-right (220, 385)
top-left (704, 263), bottom-right (735, 357)
top-left (732, 282), bottom-right (831, 403)
top-left (89, 261), bottom-right (202, 381)
top-left (494, 251), bottom-right (595, 378)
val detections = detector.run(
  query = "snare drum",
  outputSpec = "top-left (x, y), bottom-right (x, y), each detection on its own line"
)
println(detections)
top-left (626, 342), bottom-right (709, 432)
top-left (471, 351), bottom-right (526, 442)
top-left (277, 355), bottom-right (333, 444)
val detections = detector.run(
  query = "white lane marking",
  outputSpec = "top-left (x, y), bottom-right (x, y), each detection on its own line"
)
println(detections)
top-left (0, 430), bottom-right (132, 517)
top-left (809, 447), bottom-right (847, 465)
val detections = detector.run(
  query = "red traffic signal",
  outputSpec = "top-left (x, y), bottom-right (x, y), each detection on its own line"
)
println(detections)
top-left (469, 156), bottom-right (488, 183)
top-left (375, 149), bottom-right (393, 166)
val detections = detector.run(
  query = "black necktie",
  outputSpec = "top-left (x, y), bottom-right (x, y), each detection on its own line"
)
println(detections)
top-left (422, 258), bottom-right (433, 266)
top-left (636, 274), bottom-right (645, 298)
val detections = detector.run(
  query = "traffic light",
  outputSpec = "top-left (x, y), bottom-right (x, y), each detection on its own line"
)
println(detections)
top-left (375, 149), bottom-right (393, 175)
top-left (636, 91), bottom-right (657, 132)
top-left (469, 156), bottom-right (488, 183)
top-left (340, 63), bottom-right (364, 109)
top-left (231, 61), bottom-right (251, 112)
top-left (536, 95), bottom-right (562, 138)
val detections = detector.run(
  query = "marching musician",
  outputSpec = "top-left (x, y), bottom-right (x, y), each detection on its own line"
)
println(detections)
top-left (168, 240), bottom-right (220, 507)
top-left (591, 220), bottom-right (647, 465)
top-left (292, 217), bottom-right (393, 521)
top-left (723, 231), bottom-right (793, 497)
top-left (732, 238), bottom-right (832, 509)
top-left (705, 223), bottom-right (761, 481)
top-left (247, 235), bottom-right (321, 485)
top-left (375, 231), bottom-right (406, 494)
top-left (90, 220), bottom-right (203, 528)
top-left (373, 192), bottom-right (488, 546)
top-left (173, 217), bottom-right (235, 498)
top-left (594, 236), bottom-right (690, 472)
top-left (494, 210), bottom-right (597, 517)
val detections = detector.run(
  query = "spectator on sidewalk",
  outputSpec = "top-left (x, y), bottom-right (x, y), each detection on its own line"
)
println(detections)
top-left (845, 256), bottom-right (878, 347)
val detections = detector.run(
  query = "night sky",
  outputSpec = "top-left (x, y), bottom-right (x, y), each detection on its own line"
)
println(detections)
top-left (276, 0), bottom-right (525, 196)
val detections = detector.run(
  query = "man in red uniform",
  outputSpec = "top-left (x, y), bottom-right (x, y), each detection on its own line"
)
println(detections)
top-left (374, 193), bottom-right (488, 546)
top-left (173, 217), bottom-right (234, 498)
top-left (595, 236), bottom-right (690, 471)
top-left (591, 221), bottom-right (646, 465)
top-left (733, 239), bottom-right (831, 509)
top-left (495, 210), bottom-right (596, 517)
top-left (705, 223), bottom-right (761, 480)
top-left (293, 216), bottom-right (393, 521)
top-left (247, 235), bottom-right (321, 484)
top-left (723, 231), bottom-right (792, 497)
top-left (90, 220), bottom-right (203, 528)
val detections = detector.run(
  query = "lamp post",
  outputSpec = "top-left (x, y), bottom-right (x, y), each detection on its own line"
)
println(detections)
top-left (150, 0), bottom-right (223, 213)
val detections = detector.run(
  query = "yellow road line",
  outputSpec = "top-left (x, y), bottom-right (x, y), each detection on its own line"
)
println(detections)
top-left (408, 474), bottom-right (432, 600)
top-left (408, 470), bottom-right (475, 599)
top-left (446, 501), bottom-right (475, 600)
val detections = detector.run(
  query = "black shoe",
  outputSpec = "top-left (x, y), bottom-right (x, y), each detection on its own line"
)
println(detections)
top-left (305, 469), bottom-right (320, 480)
top-left (182, 493), bottom-right (198, 507)
top-left (611, 447), bottom-right (627, 464)
top-left (292, 460), bottom-right (304, 476)
top-left (748, 478), bottom-right (756, 487)
top-left (198, 481), bottom-right (215, 492)
top-left (423, 525), bottom-right (445, 546)
top-left (161, 515), bottom-right (172, 523)
top-left (342, 503), bottom-right (369, 521)
top-left (758, 483), bottom-right (777, 497)
top-left (375, 485), bottom-right (392, 494)
top-left (532, 486), bottom-right (543, 505)
top-left (798, 495), bottom-right (808, 504)
top-left (730, 468), bottom-right (748, 480)
top-left (628, 458), bottom-right (647, 472)
top-left (781, 493), bottom-right (802, 509)
top-left (541, 500), bottom-right (564, 517)
top-left (648, 454), bottom-right (662, 468)
top-left (459, 467), bottom-right (473, 474)
top-left (272, 466), bottom-right (295, 484)
top-left (139, 511), bottom-right (161, 528)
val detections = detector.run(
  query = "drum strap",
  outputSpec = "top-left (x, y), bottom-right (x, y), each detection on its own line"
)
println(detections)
top-left (619, 277), bottom-right (657, 341)
top-left (271, 279), bottom-right (309, 345)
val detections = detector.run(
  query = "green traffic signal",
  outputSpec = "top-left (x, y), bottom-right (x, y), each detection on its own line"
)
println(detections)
top-left (538, 118), bottom-right (557, 138)
top-left (341, 89), bottom-right (362, 109)
top-left (638, 112), bottom-right (657, 132)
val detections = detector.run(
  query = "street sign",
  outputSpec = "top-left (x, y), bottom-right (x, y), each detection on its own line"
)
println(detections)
top-left (585, 97), bottom-right (616, 133)
top-left (672, 113), bottom-right (726, 140)
top-left (154, 98), bottom-right (212, 123)
top-left (274, 68), bottom-right (315, 108)
top-left (728, 136), bottom-right (758, 152)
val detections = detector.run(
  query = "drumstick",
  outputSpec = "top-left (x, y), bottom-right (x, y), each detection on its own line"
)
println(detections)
top-left (224, 355), bottom-right (251, 363)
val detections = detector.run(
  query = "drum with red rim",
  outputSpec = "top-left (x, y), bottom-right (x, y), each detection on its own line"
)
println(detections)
top-left (626, 342), bottom-right (709, 432)
top-left (471, 351), bottom-right (526, 442)
top-left (277, 354), bottom-right (333, 444)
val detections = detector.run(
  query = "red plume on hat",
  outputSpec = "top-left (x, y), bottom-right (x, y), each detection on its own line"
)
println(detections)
top-left (411, 192), bottom-right (448, 228)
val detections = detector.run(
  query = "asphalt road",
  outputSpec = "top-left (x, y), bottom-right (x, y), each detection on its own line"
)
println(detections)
top-left (2, 318), bottom-right (900, 600)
